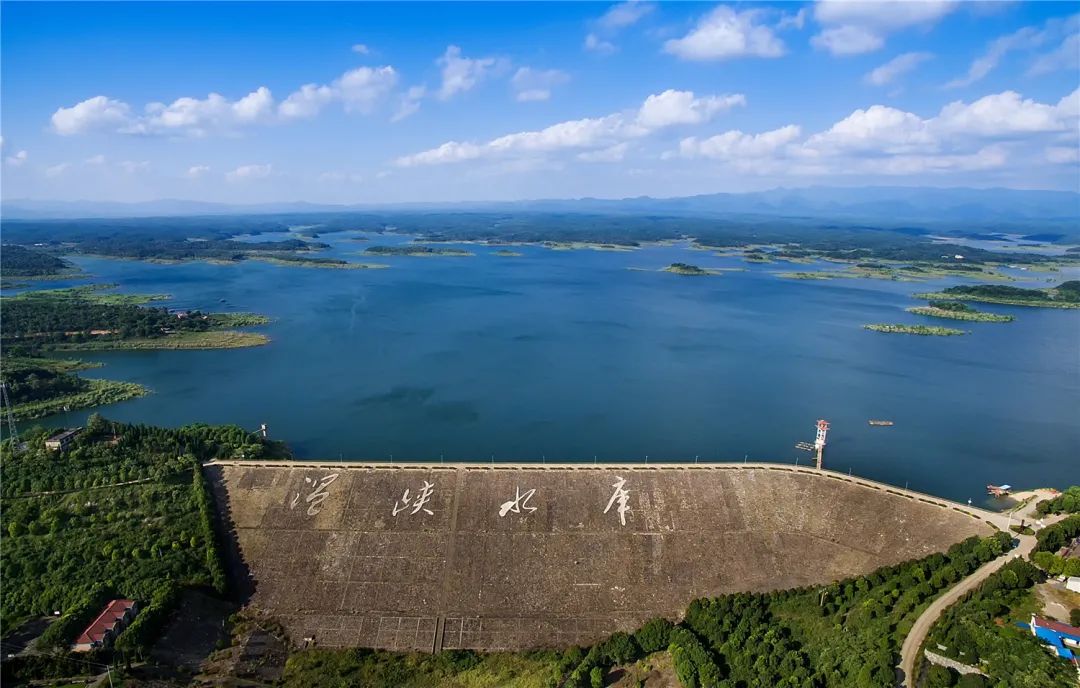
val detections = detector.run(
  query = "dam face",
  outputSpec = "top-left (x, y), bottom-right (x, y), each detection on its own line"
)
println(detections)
top-left (208, 463), bottom-right (992, 652)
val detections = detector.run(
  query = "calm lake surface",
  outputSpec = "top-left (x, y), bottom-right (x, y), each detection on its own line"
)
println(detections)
top-left (18, 232), bottom-right (1080, 504)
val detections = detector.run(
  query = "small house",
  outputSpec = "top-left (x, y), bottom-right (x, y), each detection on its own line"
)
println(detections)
top-left (44, 427), bottom-right (83, 452)
top-left (72, 599), bottom-right (138, 652)
top-left (1067, 576), bottom-right (1080, 593)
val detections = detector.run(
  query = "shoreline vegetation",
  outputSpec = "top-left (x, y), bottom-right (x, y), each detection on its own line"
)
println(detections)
top-left (915, 280), bottom-right (1080, 308)
top-left (907, 303), bottom-right (1014, 322)
top-left (11, 379), bottom-right (148, 421)
top-left (864, 324), bottom-right (967, 336)
top-left (492, 249), bottom-right (522, 257)
top-left (1, 285), bottom-right (271, 420)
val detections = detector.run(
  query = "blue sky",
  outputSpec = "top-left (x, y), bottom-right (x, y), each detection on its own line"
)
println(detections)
top-left (1, 1), bottom-right (1078, 203)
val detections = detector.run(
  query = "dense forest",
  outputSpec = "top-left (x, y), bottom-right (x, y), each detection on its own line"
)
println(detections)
top-left (0, 244), bottom-right (74, 277)
top-left (2, 297), bottom-right (215, 346)
top-left (0, 416), bottom-right (287, 634)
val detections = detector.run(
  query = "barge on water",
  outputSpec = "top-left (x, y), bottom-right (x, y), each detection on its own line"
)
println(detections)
top-left (868, 420), bottom-right (894, 426)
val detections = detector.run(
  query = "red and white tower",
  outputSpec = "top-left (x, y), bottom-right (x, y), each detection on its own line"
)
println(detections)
top-left (814, 419), bottom-right (829, 469)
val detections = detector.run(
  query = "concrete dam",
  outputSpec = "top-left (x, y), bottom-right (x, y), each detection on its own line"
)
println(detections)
top-left (206, 461), bottom-right (996, 652)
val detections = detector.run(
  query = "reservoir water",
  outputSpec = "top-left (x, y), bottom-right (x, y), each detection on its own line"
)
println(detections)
top-left (18, 232), bottom-right (1080, 504)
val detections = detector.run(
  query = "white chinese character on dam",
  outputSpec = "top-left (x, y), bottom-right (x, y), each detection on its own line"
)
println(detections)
top-left (289, 473), bottom-right (339, 516)
top-left (603, 476), bottom-right (632, 526)
top-left (392, 480), bottom-right (436, 516)
top-left (498, 486), bottom-right (537, 517)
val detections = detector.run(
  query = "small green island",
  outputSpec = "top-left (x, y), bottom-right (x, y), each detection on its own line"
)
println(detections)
top-left (864, 324), bottom-right (967, 336)
top-left (663, 262), bottom-right (717, 276)
top-left (365, 245), bottom-right (474, 257)
top-left (0, 285), bottom-right (271, 420)
top-left (915, 280), bottom-right (1080, 308)
top-left (907, 302), bottom-right (1014, 322)
top-left (493, 249), bottom-right (523, 257)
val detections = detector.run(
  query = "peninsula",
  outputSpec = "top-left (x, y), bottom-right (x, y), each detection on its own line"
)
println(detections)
top-left (0, 285), bottom-right (270, 419)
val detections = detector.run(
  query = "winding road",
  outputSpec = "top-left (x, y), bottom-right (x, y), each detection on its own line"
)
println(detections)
top-left (897, 533), bottom-right (1037, 686)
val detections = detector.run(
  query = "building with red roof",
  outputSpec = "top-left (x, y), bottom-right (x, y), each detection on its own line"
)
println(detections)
top-left (72, 599), bottom-right (138, 652)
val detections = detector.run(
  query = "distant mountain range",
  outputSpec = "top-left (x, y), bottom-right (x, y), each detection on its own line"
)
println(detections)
top-left (3, 186), bottom-right (1078, 229)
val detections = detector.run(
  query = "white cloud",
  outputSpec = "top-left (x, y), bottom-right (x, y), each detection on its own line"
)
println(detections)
top-left (226, 164), bottom-right (272, 182)
top-left (865, 51), bottom-right (933, 86)
top-left (814, 0), bottom-right (956, 30)
top-left (396, 141), bottom-right (486, 167)
top-left (52, 96), bottom-right (133, 135)
top-left (812, 0), bottom-right (957, 56)
top-left (1046, 146), bottom-right (1079, 164)
top-left (5, 150), bottom-right (28, 167)
top-left (437, 46), bottom-right (500, 100)
top-left (634, 90), bottom-right (745, 129)
top-left (677, 125), bottom-right (802, 160)
top-left (396, 89), bottom-right (743, 167)
top-left (666, 87), bottom-right (1077, 179)
top-left (392, 85), bottom-right (427, 122)
top-left (777, 8), bottom-right (807, 31)
top-left (187, 165), bottom-right (211, 179)
top-left (811, 24), bottom-right (884, 56)
top-left (45, 162), bottom-right (71, 177)
top-left (597, 1), bottom-right (654, 31)
top-left (52, 66), bottom-right (399, 137)
top-left (578, 142), bottom-right (629, 163)
top-left (664, 6), bottom-right (786, 61)
top-left (278, 84), bottom-right (337, 120)
top-left (584, 33), bottom-right (617, 54)
top-left (934, 89), bottom-right (1076, 136)
top-left (945, 26), bottom-right (1042, 89)
top-left (118, 160), bottom-right (150, 174)
top-left (583, 2), bottom-right (653, 54)
top-left (1029, 26), bottom-right (1080, 76)
top-left (511, 68), bottom-right (570, 102)
top-left (351, 43), bottom-right (370, 55)
top-left (85, 154), bottom-right (107, 165)
top-left (337, 66), bottom-right (399, 113)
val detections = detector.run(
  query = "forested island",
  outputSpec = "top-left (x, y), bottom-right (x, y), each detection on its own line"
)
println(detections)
top-left (916, 281), bottom-right (1080, 308)
top-left (663, 262), bottom-right (716, 276)
top-left (365, 245), bottom-right (473, 257)
top-left (864, 324), bottom-right (967, 336)
top-left (0, 286), bottom-right (270, 420)
top-left (907, 302), bottom-right (1015, 323)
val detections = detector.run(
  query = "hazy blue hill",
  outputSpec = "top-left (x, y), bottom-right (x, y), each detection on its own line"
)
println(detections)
top-left (3, 187), bottom-right (1077, 235)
